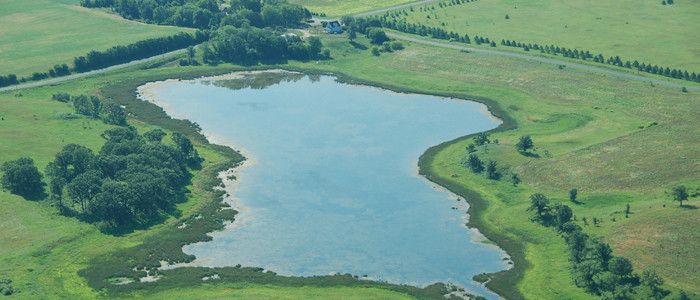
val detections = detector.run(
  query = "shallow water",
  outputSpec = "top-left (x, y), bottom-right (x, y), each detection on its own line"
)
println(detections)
top-left (140, 71), bottom-right (508, 298)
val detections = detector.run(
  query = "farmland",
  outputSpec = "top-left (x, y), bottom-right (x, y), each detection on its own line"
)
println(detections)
top-left (0, 0), bottom-right (189, 77)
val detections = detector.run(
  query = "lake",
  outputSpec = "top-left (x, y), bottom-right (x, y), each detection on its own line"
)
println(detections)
top-left (138, 71), bottom-right (509, 298)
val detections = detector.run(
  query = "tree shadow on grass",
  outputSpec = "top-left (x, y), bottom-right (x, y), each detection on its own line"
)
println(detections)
top-left (680, 204), bottom-right (697, 210)
top-left (518, 151), bottom-right (540, 158)
top-left (350, 41), bottom-right (368, 50)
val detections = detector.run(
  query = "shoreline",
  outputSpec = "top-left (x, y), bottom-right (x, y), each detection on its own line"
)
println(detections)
top-left (137, 70), bottom-right (513, 298)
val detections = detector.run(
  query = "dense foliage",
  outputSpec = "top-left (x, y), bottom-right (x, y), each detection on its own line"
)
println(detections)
top-left (1, 157), bottom-right (44, 198)
top-left (53, 93), bottom-right (128, 126)
top-left (527, 193), bottom-right (673, 299)
top-left (73, 32), bottom-right (205, 72)
top-left (45, 127), bottom-right (202, 231)
top-left (201, 25), bottom-right (325, 63)
top-left (80, 0), bottom-right (309, 30)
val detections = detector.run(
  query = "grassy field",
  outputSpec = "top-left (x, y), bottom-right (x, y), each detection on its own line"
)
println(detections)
top-left (1, 8), bottom-right (698, 299)
top-left (0, 0), bottom-right (189, 78)
top-left (0, 62), bottom-right (449, 299)
top-left (288, 35), bottom-right (699, 297)
top-left (390, 0), bottom-right (700, 71)
top-left (288, 0), bottom-right (415, 17)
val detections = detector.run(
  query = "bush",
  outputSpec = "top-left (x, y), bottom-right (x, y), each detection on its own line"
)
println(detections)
top-left (390, 41), bottom-right (405, 51)
top-left (0, 279), bottom-right (13, 296)
top-left (1, 157), bottom-right (44, 198)
top-left (371, 47), bottom-right (381, 56)
top-left (52, 93), bottom-right (71, 102)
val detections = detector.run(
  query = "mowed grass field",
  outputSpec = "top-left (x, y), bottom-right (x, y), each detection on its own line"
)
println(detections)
top-left (290, 35), bottom-right (700, 297)
top-left (288, 0), bottom-right (415, 17)
top-left (392, 0), bottom-right (700, 71)
top-left (0, 0), bottom-right (189, 77)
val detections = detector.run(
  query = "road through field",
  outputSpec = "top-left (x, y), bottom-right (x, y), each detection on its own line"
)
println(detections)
top-left (385, 33), bottom-right (700, 92)
top-left (0, 48), bottom-right (187, 93)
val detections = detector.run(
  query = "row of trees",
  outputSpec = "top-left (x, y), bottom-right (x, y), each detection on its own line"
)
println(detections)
top-left (0, 74), bottom-right (19, 88)
top-left (0, 32), bottom-right (202, 89)
top-left (44, 127), bottom-right (202, 231)
top-left (80, 0), bottom-right (309, 30)
top-left (53, 93), bottom-right (127, 126)
top-left (201, 25), bottom-right (326, 63)
top-left (369, 11), bottom-right (699, 84)
top-left (501, 39), bottom-right (700, 83)
top-left (527, 193), bottom-right (676, 299)
top-left (74, 32), bottom-right (205, 72)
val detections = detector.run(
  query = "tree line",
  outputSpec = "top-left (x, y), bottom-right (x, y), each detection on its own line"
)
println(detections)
top-left (525, 192), bottom-right (688, 299)
top-left (368, 11), bottom-right (699, 84)
top-left (0, 32), bottom-right (202, 88)
top-left (201, 25), bottom-right (327, 64)
top-left (80, 0), bottom-right (309, 30)
top-left (501, 39), bottom-right (699, 83)
top-left (53, 93), bottom-right (128, 126)
top-left (74, 32), bottom-right (206, 72)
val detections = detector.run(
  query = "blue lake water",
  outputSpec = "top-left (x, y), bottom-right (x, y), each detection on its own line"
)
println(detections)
top-left (139, 71), bottom-right (509, 298)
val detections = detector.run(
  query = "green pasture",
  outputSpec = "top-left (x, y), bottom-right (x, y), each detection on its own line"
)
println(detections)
top-left (390, 0), bottom-right (700, 71)
top-left (288, 0), bottom-right (415, 17)
top-left (0, 25), bottom-right (697, 300)
top-left (290, 34), bottom-right (699, 297)
top-left (0, 0), bottom-right (189, 78)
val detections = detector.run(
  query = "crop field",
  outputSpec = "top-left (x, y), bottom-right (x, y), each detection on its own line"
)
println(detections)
top-left (389, 0), bottom-right (700, 70)
top-left (0, 0), bottom-right (189, 77)
top-left (288, 0), bottom-right (415, 17)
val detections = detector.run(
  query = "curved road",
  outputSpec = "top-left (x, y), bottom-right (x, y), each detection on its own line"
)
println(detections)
top-left (0, 48), bottom-right (187, 93)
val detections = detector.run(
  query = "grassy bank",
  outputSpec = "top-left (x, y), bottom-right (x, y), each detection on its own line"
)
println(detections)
top-left (0, 62), bottom-right (459, 299)
top-left (0, 0), bottom-right (189, 77)
top-left (287, 34), bottom-right (699, 298)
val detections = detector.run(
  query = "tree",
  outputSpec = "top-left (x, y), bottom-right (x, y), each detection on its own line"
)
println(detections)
top-left (528, 193), bottom-right (550, 216)
top-left (367, 28), bottom-right (389, 44)
top-left (608, 257), bottom-right (633, 277)
top-left (67, 170), bottom-right (103, 211)
top-left (1, 157), bottom-right (44, 198)
top-left (637, 269), bottom-right (668, 300)
top-left (671, 185), bottom-right (688, 207)
top-left (144, 128), bottom-right (167, 142)
top-left (172, 132), bottom-right (203, 168)
top-left (555, 204), bottom-right (573, 227)
top-left (473, 132), bottom-right (490, 146)
top-left (100, 100), bottom-right (127, 125)
top-left (510, 173), bottom-right (521, 186)
top-left (466, 154), bottom-right (484, 173)
top-left (569, 188), bottom-right (578, 202)
top-left (486, 160), bottom-right (500, 180)
top-left (348, 28), bottom-right (357, 41)
top-left (516, 135), bottom-right (534, 153)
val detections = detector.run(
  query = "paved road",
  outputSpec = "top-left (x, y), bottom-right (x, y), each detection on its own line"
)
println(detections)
top-left (0, 48), bottom-right (187, 93)
top-left (386, 33), bottom-right (700, 92)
